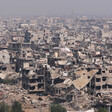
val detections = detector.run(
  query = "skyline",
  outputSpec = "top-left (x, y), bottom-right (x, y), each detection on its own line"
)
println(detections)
top-left (0, 0), bottom-right (112, 17)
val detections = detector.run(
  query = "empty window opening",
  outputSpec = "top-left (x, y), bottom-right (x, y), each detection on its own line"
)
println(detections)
top-left (37, 77), bottom-right (44, 82)
top-left (102, 85), bottom-right (107, 89)
top-left (30, 79), bottom-right (36, 83)
top-left (96, 78), bottom-right (101, 82)
top-left (25, 70), bottom-right (29, 74)
top-left (12, 67), bottom-right (15, 69)
top-left (55, 89), bottom-right (58, 94)
top-left (96, 86), bottom-right (101, 90)
top-left (97, 69), bottom-right (101, 75)
top-left (88, 76), bottom-right (90, 79)
top-left (62, 88), bottom-right (66, 91)
top-left (67, 94), bottom-right (73, 102)
top-left (86, 68), bottom-right (91, 72)
top-left (23, 54), bottom-right (25, 58)
top-left (2, 67), bottom-right (7, 71)
top-left (96, 93), bottom-right (101, 97)
top-left (30, 86), bottom-right (35, 90)
top-left (73, 61), bottom-right (75, 64)
top-left (54, 78), bottom-right (64, 84)
top-left (38, 84), bottom-right (44, 89)
top-left (108, 85), bottom-right (112, 88)
top-left (102, 77), bottom-right (107, 81)
top-left (23, 84), bottom-right (26, 89)
top-left (109, 70), bottom-right (112, 73)
top-left (59, 89), bottom-right (61, 94)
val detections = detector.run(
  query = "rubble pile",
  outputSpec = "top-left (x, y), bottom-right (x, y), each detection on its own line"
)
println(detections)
top-left (0, 17), bottom-right (112, 111)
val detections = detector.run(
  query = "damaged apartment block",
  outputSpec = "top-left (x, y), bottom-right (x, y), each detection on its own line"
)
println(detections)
top-left (22, 64), bottom-right (51, 94)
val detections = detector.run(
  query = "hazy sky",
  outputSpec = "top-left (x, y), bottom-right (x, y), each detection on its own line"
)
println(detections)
top-left (0, 0), bottom-right (112, 17)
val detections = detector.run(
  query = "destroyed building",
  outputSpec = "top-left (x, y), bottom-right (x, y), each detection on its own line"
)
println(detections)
top-left (2, 17), bottom-right (112, 112)
top-left (22, 64), bottom-right (51, 94)
top-left (8, 42), bottom-right (33, 72)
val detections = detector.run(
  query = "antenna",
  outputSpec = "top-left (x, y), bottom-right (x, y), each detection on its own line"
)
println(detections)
top-left (71, 9), bottom-right (74, 19)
